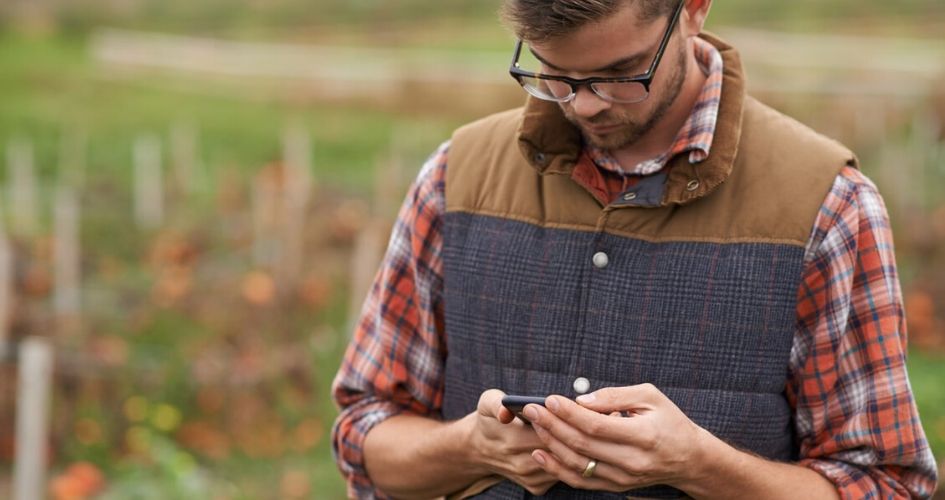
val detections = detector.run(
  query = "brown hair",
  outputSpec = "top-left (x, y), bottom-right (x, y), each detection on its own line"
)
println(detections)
top-left (501, 0), bottom-right (679, 42)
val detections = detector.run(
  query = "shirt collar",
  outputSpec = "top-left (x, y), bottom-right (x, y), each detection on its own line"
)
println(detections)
top-left (516, 32), bottom-right (746, 207)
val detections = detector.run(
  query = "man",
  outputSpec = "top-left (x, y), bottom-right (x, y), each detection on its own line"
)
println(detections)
top-left (332, 0), bottom-right (940, 498)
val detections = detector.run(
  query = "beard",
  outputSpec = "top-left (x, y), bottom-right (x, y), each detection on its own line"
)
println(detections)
top-left (562, 40), bottom-right (688, 151)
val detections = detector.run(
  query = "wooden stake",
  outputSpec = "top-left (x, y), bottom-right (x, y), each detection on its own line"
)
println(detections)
top-left (58, 128), bottom-right (87, 189)
top-left (13, 337), bottom-right (54, 500)
top-left (278, 123), bottom-right (313, 289)
top-left (0, 224), bottom-right (11, 359)
top-left (53, 185), bottom-right (80, 320)
top-left (170, 121), bottom-right (205, 194)
top-left (251, 174), bottom-right (279, 269)
top-left (133, 135), bottom-right (164, 229)
top-left (374, 133), bottom-right (406, 219)
top-left (347, 219), bottom-right (387, 333)
top-left (282, 121), bottom-right (313, 203)
top-left (6, 137), bottom-right (39, 237)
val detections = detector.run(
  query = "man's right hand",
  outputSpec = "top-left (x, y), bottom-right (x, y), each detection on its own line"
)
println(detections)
top-left (465, 389), bottom-right (558, 495)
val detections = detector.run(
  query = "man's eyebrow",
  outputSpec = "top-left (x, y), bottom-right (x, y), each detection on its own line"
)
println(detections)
top-left (528, 47), bottom-right (647, 73)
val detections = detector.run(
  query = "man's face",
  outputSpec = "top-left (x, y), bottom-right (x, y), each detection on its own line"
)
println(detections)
top-left (528, 2), bottom-right (688, 150)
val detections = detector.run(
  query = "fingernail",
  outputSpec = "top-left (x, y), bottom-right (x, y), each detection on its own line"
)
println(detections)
top-left (532, 451), bottom-right (546, 465)
top-left (576, 393), bottom-right (596, 404)
top-left (546, 397), bottom-right (560, 412)
top-left (523, 406), bottom-right (538, 422)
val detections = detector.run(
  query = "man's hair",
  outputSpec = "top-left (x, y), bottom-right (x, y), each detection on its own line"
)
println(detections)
top-left (501, 0), bottom-right (678, 42)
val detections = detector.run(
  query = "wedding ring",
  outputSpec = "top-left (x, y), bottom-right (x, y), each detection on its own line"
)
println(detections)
top-left (582, 459), bottom-right (598, 478)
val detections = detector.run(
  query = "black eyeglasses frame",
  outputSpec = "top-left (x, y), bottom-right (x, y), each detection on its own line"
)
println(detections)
top-left (508, 0), bottom-right (686, 104)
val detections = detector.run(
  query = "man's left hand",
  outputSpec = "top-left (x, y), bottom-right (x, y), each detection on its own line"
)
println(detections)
top-left (522, 383), bottom-right (710, 492)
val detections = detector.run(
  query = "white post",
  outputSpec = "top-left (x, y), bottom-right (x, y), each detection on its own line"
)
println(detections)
top-left (133, 135), bottom-right (164, 229)
top-left (53, 185), bottom-right (80, 319)
top-left (374, 134), bottom-right (406, 219)
top-left (13, 337), bottom-right (54, 500)
top-left (170, 121), bottom-right (205, 194)
top-left (282, 122), bottom-right (313, 203)
top-left (251, 173), bottom-right (279, 269)
top-left (347, 219), bottom-right (387, 332)
top-left (6, 137), bottom-right (39, 237)
top-left (278, 123), bottom-right (313, 289)
top-left (58, 128), bottom-right (87, 189)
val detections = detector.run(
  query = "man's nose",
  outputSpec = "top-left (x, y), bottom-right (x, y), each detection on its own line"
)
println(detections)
top-left (569, 85), bottom-right (611, 118)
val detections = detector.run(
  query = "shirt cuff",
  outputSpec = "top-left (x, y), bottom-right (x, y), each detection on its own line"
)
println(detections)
top-left (332, 398), bottom-right (406, 499)
top-left (800, 458), bottom-right (911, 500)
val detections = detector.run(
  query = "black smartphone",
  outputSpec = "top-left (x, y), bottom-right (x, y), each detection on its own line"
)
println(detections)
top-left (501, 395), bottom-right (547, 424)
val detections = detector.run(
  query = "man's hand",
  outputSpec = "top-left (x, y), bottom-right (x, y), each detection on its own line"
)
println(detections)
top-left (468, 389), bottom-right (558, 495)
top-left (521, 384), bottom-right (710, 493)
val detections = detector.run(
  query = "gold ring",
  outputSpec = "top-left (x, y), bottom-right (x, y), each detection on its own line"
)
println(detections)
top-left (582, 459), bottom-right (598, 478)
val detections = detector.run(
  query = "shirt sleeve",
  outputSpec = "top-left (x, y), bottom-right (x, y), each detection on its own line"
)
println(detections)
top-left (330, 142), bottom-right (450, 499)
top-left (788, 165), bottom-right (939, 498)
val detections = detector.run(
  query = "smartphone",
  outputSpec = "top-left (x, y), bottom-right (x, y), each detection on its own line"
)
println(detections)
top-left (501, 395), bottom-right (547, 424)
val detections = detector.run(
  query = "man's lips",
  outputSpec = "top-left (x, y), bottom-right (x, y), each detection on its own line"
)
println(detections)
top-left (584, 122), bottom-right (623, 135)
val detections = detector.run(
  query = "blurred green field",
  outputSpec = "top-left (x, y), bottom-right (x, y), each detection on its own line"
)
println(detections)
top-left (1, 2), bottom-right (944, 498)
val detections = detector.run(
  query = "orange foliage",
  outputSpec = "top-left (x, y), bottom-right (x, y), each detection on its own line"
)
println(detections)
top-left (74, 418), bottom-right (103, 446)
top-left (177, 421), bottom-right (231, 460)
top-left (149, 231), bottom-right (199, 268)
top-left (298, 275), bottom-right (331, 310)
top-left (279, 469), bottom-right (311, 499)
top-left (241, 271), bottom-right (276, 305)
top-left (906, 289), bottom-right (944, 351)
top-left (196, 388), bottom-right (226, 415)
top-left (23, 263), bottom-right (52, 297)
top-left (151, 265), bottom-right (194, 306)
top-left (291, 417), bottom-right (324, 452)
top-left (49, 462), bottom-right (105, 500)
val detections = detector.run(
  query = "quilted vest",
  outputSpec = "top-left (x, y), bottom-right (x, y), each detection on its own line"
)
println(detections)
top-left (440, 33), bottom-right (856, 499)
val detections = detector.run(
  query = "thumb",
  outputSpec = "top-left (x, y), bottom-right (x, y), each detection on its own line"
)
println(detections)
top-left (477, 389), bottom-right (507, 419)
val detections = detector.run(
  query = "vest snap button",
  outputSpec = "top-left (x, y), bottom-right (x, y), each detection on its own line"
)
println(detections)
top-left (686, 179), bottom-right (700, 191)
top-left (533, 152), bottom-right (547, 164)
top-left (622, 192), bottom-right (637, 201)
top-left (592, 252), bottom-right (609, 269)
top-left (573, 377), bottom-right (591, 394)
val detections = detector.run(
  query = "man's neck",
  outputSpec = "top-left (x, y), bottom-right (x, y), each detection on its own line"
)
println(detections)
top-left (611, 40), bottom-right (707, 169)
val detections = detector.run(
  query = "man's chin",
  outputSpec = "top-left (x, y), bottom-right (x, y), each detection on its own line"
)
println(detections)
top-left (583, 129), bottom-right (634, 150)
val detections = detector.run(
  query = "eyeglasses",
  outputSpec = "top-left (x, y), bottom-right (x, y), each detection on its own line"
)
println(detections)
top-left (508, 0), bottom-right (685, 104)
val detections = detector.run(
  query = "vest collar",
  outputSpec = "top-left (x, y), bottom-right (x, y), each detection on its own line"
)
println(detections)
top-left (516, 32), bottom-right (746, 206)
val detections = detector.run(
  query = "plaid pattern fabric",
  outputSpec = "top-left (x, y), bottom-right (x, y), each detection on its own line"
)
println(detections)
top-left (790, 169), bottom-right (939, 498)
top-left (586, 36), bottom-right (722, 176)
top-left (331, 145), bottom-right (448, 498)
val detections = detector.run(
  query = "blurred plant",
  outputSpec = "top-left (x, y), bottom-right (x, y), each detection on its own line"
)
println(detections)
top-left (97, 433), bottom-right (234, 500)
top-left (49, 461), bottom-right (105, 500)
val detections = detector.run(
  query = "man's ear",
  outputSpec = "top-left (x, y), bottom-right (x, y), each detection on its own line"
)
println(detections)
top-left (680, 0), bottom-right (712, 37)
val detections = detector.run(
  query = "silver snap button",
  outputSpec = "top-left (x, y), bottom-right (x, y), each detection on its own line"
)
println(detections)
top-left (533, 152), bottom-right (546, 164)
top-left (592, 251), bottom-right (609, 269)
top-left (686, 179), bottom-right (700, 191)
top-left (573, 377), bottom-right (591, 394)
top-left (622, 192), bottom-right (637, 201)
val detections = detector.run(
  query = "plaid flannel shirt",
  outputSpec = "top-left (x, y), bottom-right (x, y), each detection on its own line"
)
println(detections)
top-left (331, 39), bottom-right (939, 499)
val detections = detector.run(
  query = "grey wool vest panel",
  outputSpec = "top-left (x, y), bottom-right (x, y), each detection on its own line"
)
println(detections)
top-left (441, 215), bottom-right (803, 499)
top-left (438, 33), bottom-right (855, 500)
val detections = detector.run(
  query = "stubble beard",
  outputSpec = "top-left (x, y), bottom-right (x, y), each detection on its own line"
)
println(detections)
top-left (565, 40), bottom-right (689, 151)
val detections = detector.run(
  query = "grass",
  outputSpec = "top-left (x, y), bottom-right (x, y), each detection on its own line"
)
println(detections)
top-left (0, 34), bottom-right (465, 193)
top-left (908, 350), bottom-right (945, 459)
